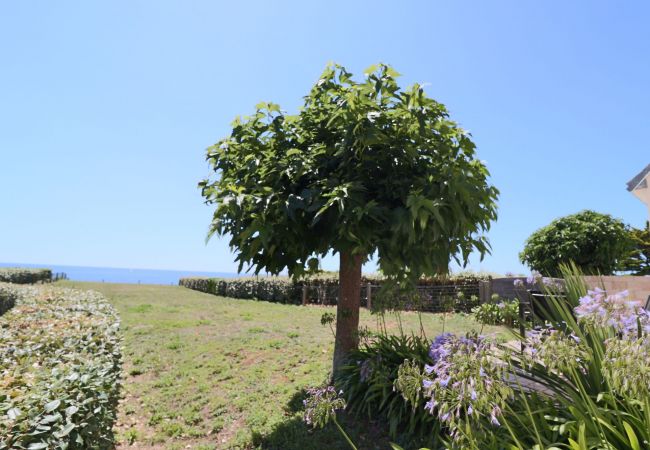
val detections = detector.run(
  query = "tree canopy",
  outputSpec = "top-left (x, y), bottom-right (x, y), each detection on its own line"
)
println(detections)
top-left (519, 210), bottom-right (633, 277)
top-left (621, 221), bottom-right (650, 276)
top-left (200, 63), bottom-right (499, 283)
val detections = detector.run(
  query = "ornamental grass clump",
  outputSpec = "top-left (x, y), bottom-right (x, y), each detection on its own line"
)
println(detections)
top-left (335, 333), bottom-right (440, 441)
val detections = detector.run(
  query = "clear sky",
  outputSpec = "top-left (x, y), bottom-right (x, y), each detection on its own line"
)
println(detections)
top-left (1, 1), bottom-right (649, 275)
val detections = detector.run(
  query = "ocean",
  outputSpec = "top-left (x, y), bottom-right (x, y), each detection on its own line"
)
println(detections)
top-left (0, 262), bottom-right (239, 285)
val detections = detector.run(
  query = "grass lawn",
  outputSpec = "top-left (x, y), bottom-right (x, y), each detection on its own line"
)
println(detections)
top-left (61, 281), bottom-right (509, 450)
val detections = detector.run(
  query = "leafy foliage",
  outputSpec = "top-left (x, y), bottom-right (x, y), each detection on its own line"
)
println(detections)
top-left (0, 283), bottom-right (121, 449)
top-left (493, 270), bottom-right (650, 450)
top-left (0, 288), bottom-right (17, 316)
top-left (621, 221), bottom-right (650, 275)
top-left (180, 275), bottom-right (488, 311)
top-left (327, 265), bottom-right (650, 449)
top-left (0, 268), bottom-right (52, 284)
top-left (179, 276), bottom-right (302, 303)
top-left (335, 334), bottom-right (441, 445)
top-left (200, 63), bottom-right (499, 282)
top-left (471, 295), bottom-right (519, 326)
top-left (519, 210), bottom-right (633, 276)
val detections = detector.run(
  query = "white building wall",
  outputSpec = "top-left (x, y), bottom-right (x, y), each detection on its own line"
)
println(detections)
top-left (631, 174), bottom-right (650, 221)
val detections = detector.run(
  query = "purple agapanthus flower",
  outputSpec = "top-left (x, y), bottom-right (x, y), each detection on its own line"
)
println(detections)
top-left (417, 333), bottom-right (510, 437)
top-left (429, 332), bottom-right (454, 362)
top-left (526, 271), bottom-right (541, 285)
top-left (574, 288), bottom-right (648, 336)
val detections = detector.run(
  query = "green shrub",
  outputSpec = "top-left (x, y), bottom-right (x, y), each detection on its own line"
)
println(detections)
top-left (472, 295), bottom-right (519, 327)
top-left (621, 221), bottom-right (650, 275)
top-left (0, 288), bottom-right (17, 316)
top-left (179, 276), bottom-right (303, 303)
top-left (335, 334), bottom-right (441, 445)
top-left (0, 268), bottom-right (52, 284)
top-left (0, 283), bottom-right (122, 449)
top-left (519, 210), bottom-right (632, 276)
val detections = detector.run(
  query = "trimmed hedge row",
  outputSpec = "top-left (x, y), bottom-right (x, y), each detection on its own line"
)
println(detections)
top-left (0, 283), bottom-right (121, 450)
top-left (0, 268), bottom-right (52, 284)
top-left (179, 274), bottom-right (490, 309)
top-left (0, 288), bottom-right (17, 316)
top-left (179, 277), bottom-right (303, 304)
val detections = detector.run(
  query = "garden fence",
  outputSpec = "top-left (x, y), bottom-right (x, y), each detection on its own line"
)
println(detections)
top-left (179, 276), bottom-right (491, 313)
top-left (301, 283), bottom-right (481, 313)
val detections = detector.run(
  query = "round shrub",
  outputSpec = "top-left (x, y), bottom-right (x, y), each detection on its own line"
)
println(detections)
top-left (519, 210), bottom-right (632, 276)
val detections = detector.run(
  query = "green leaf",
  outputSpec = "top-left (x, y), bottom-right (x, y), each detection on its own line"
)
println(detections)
top-left (567, 439), bottom-right (581, 450)
top-left (623, 421), bottom-right (641, 450)
top-left (44, 399), bottom-right (61, 413)
top-left (7, 407), bottom-right (21, 420)
top-left (54, 422), bottom-right (76, 438)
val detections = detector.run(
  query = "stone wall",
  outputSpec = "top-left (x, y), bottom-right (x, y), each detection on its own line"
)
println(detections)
top-left (582, 276), bottom-right (650, 302)
top-left (488, 276), bottom-right (650, 305)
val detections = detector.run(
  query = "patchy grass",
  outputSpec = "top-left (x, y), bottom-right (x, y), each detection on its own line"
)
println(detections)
top-left (60, 281), bottom-right (509, 449)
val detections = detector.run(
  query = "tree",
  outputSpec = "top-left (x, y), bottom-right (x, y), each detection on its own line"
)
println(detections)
top-left (519, 210), bottom-right (633, 277)
top-left (200, 64), bottom-right (499, 374)
top-left (621, 221), bottom-right (650, 275)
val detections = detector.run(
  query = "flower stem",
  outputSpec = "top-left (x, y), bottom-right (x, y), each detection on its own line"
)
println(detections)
top-left (333, 417), bottom-right (357, 450)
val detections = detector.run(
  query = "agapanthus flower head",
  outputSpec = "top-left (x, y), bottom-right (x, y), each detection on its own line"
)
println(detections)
top-left (303, 386), bottom-right (346, 428)
top-left (526, 271), bottom-right (542, 285)
top-left (513, 279), bottom-right (524, 287)
top-left (429, 332), bottom-right (454, 362)
top-left (524, 326), bottom-right (590, 374)
top-left (541, 277), bottom-right (563, 290)
top-left (574, 289), bottom-right (648, 336)
top-left (602, 337), bottom-right (650, 398)
top-left (396, 333), bottom-right (511, 443)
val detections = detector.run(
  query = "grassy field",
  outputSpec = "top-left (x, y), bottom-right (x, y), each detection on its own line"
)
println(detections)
top-left (61, 281), bottom-right (509, 450)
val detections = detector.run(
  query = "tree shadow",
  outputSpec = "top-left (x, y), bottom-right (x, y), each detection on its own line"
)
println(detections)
top-left (251, 389), bottom-right (392, 450)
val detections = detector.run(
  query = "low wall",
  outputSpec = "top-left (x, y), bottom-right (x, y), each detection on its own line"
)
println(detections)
top-left (582, 276), bottom-right (650, 302)
top-left (489, 276), bottom-right (650, 303)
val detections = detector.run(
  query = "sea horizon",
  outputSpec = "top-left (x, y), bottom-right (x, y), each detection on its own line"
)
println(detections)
top-left (0, 262), bottom-right (241, 285)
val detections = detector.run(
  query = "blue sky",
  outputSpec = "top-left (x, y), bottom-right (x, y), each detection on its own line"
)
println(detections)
top-left (1, 1), bottom-right (649, 275)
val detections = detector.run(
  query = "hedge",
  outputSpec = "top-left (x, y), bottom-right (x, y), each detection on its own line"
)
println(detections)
top-left (179, 274), bottom-right (490, 311)
top-left (0, 288), bottom-right (17, 316)
top-left (0, 283), bottom-right (121, 450)
top-left (180, 276), bottom-right (303, 304)
top-left (0, 268), bottom-right (52, 284)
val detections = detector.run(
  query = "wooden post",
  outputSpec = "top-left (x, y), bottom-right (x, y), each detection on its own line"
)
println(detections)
top-left (302, 284), bottom-right (308, 306)
top-left (366, 283), bottom-right (372, 310)
top-left (478, 280), bottom-right (492, 304)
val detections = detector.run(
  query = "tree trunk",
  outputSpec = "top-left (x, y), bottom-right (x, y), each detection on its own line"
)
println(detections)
top-left (332, 251), bottom-right (363, 378)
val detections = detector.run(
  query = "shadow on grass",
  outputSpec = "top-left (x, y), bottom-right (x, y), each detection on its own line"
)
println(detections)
top-left (251, 390), bottom-right (394, 450)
